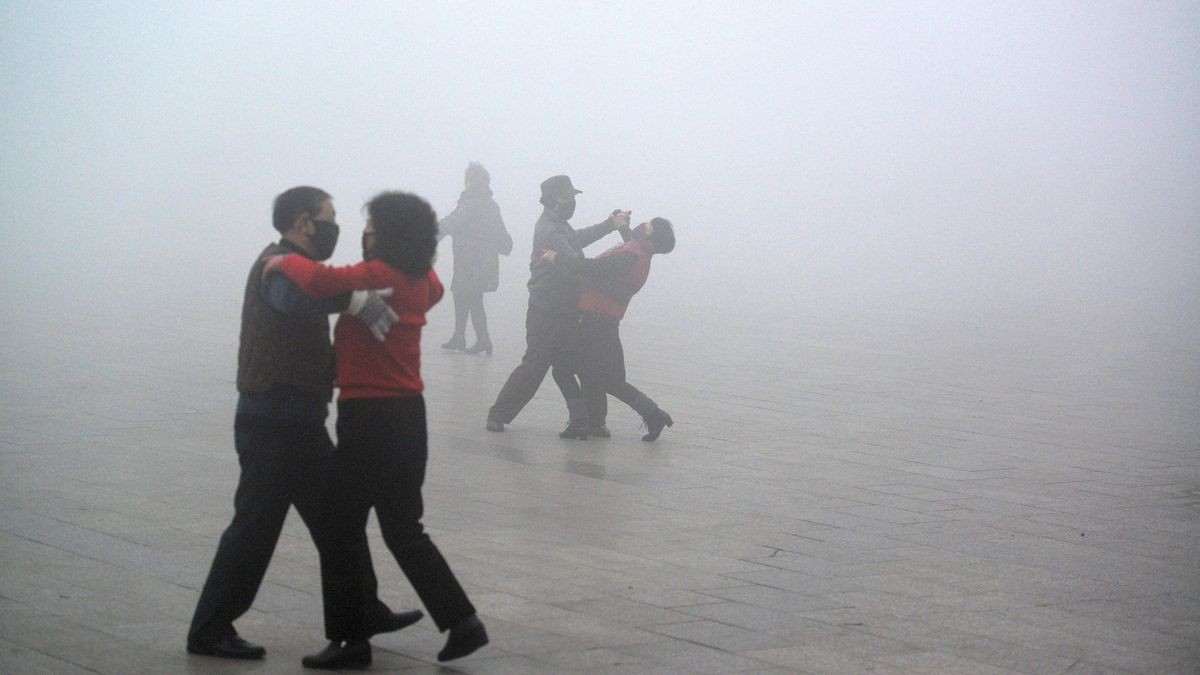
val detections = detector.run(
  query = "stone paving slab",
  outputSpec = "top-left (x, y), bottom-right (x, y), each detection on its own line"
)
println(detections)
top-left (1, 286), bottom-right (1198, 673)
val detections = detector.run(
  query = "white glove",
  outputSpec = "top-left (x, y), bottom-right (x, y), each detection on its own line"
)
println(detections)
top-left (346, 288), bottom-right (399, 341)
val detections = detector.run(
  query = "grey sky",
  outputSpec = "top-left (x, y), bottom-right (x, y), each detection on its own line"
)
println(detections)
top-left (1, 1), bottom-right (1197, 322)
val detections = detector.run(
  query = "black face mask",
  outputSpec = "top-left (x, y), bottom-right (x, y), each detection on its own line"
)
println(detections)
top-left (552, 198), bottom-right (576, 220)
top-left (310, 219), bottom-right (339, 261)
top-left (361, 232), bottom-right (375, 261)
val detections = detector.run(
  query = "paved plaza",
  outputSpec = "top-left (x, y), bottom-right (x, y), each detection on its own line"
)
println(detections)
top-left (1, 276), bottom-right (1198, 674)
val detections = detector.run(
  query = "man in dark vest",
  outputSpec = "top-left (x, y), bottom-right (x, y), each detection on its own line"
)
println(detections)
top-left (484, 175), bottom-right (628, 436)
top-left (187, 186), bottom-right (421, 660)
top-left (545, 217), bottom-right (676, 440)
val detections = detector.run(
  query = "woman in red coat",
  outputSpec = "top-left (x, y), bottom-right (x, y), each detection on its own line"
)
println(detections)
top-left (264, 192), bottom-right (487, 668)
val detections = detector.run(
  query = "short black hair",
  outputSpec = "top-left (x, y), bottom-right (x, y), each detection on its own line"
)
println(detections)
top-left (650, 217), bottom-right (675, 254)
top-left (272, 186), bottom-right (330, 234)
top-left (367, 191), bottom-right (438, 278)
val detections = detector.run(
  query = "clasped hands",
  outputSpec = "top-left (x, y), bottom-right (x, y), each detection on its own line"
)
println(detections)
top-left (541, 208), bottom-right (631, 263)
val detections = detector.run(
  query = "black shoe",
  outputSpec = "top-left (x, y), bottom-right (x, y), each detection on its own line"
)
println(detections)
top-left (441, 336), bottom-right (466, 351)
top-left (368, 609), bottom-right (423, 637)
top-left (486, 416), bottom-right (505, 432)
top-left (438, 615), bottom-right (488, 662)
top-left (559, 422), bottom-right (589, 440)
top-left (588, 425), bottom-right (611, 438)
top-left (464, 337), bottom-right (493, 355)
top-left (187, 634), bottom-right (266, 660)
top-left (302, 639), bottom-right (371, 670)
top-left (641, 409), bottom-right (674, 442)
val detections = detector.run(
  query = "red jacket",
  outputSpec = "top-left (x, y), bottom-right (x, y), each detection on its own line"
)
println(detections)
top-left (578, 239), bottom-right (653, 320)
top-left (279, 255), bottom-right (444, 399)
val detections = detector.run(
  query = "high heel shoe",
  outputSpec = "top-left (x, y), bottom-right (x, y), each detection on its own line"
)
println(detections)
top-left (464, 337), bottom-right (492, 355)
top-left (441, 336), bottom-right (466, 351)
top-left (641, 409), bottom-right (674, 441)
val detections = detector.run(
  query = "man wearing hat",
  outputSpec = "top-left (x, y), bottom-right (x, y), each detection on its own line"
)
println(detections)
top-left (485, 175), bottom-right (629, 435)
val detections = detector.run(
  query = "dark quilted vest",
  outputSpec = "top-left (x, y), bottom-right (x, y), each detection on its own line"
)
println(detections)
top-left (236, 242), bottom-right (334, 399)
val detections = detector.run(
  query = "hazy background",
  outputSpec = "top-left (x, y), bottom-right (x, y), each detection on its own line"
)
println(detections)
top-left (2, 6), bottom-right (1198, 669)
top-left (1, 0), bottom-right (1197, 362)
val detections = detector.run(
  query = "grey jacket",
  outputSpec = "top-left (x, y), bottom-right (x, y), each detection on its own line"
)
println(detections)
top-left (437, 187), bottom-right (512, 294)
top-left (527, 209), bottom-right (615, 312)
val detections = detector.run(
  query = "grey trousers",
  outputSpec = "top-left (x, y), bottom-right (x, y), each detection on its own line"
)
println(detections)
top-left (487, 305), bottom-right (582, 423)
top-left (578, 312), bottom-right (659, 426)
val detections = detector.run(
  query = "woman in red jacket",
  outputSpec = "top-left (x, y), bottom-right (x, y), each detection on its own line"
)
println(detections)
top-left (264, 192), bottom-right (487, 669)
top-left (544, 218), bottom-right (676, 440)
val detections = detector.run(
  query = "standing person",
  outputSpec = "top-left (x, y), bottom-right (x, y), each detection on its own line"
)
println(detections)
top-left (437, 162), bottom-right (513, 355)
top-left (484, 175), bottom-right (628, 437)
top-left (264, 191), bottom-right (488, 668)
top-left (549, 218), bottom-right (677, 440)
top-left (187, 187), bottom-right (421, 660)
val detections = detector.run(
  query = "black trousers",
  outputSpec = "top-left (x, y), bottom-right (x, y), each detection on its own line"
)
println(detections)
top-left (449, 288), bottom-right (489, 342)
top-left (188, 414), bottom-right (383, 646)
top-left (578, 312), bottom-right (659, 426)
top-left (487, 304), bottom-right (582, 423)
top-left (323, 396), bottom-right (476, 638)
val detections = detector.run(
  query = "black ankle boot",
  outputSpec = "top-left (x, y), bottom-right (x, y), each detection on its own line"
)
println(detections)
top-left (464, 336), bottom-right (492, 355)
top-left (641, 409), bottom-right (674, 441)
top-left (302, 639), bottom-right (371, 670)
top-left (438, 615), bottom-right (488, 662)
top-left (441, 335), bottom-right (466, 351)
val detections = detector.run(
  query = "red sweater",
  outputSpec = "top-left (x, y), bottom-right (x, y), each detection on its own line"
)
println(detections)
top-left (279, 255), bottom-right (444, 399)
top-left (578, 239), bottom-right (653, 320)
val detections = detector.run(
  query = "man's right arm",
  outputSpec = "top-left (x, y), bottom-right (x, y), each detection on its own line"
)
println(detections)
top-left (261, 273), bottom-right (349, 316)
top-left (538, 226), bottom-right (585, 276)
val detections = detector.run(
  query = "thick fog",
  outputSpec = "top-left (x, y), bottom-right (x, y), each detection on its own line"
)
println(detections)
top-left (1, 1), bottom-right (1198, 338)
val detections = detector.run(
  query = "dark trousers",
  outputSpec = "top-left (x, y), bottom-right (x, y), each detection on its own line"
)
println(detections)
top-left (487, 304), bottom-right (582, 423)
top-left (578, 312), bottom-right (659, 426)
top-left (449, 288), bottom-right (489, 342)
top-left (323, 396), bottom-right (475, 638)
top-left (188, 414), bottom-right (383, 645)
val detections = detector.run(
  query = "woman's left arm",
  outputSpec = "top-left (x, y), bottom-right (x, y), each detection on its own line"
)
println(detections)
top-left (279, 255), bottom-right (381, 298)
